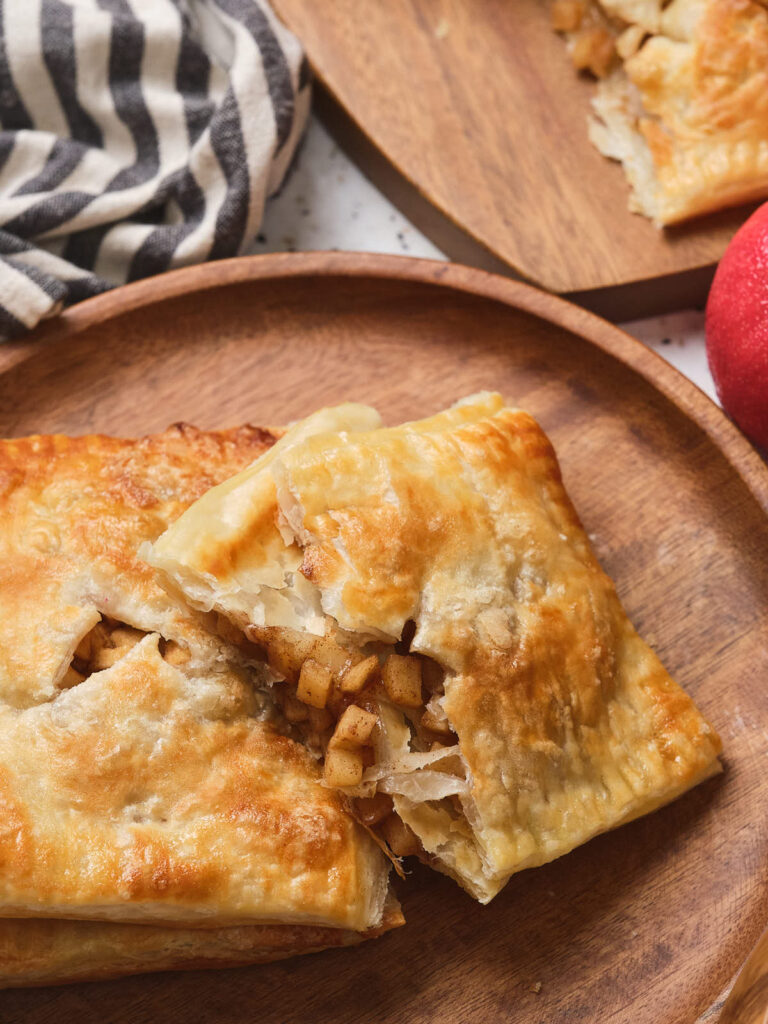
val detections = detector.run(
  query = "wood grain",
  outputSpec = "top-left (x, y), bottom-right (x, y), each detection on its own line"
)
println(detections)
top-left (0, 253), bottom-right (767, 1024)
top-left (270, 0), bottom-right (758, 313)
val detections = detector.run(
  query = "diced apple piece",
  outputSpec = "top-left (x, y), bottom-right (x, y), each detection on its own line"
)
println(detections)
top-left (296, 658), bottom-right (333, 709)
top-left (310, 636), bottom-right (354, 678)
top-left (89, 621), bottom-right (113, 651)
top-left (324, 746), bottom-right (364, 787)
top-left (421, 702), bottom-right (455, 738)
top-left (162, 641), bottom-right (190, 667)
top-left (382, 654), bottom-right (423, 708)
top-left (282, 693), bottom-right (309, 723)
top-left (110, 626), bottom-right (144, 651)
top-left (91, 646), bottom-right (126, 671)
top-left (551, 0), bottom-right (584, 32)
top-left (340, 655), bottom-right (379, 694)
top-left (330, 706), bottom-right (378, 749)
top-left (571, 27), bottom-right (615, 78)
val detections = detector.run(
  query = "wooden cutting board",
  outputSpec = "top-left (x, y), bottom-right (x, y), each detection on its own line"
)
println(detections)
top-left (270, 0), bottom-right (758, 317)
top-left (1, 253), bottom-right (767, 1024)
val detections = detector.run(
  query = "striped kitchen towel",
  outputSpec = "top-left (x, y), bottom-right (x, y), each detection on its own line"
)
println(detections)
top-left (0, 0), bottom-right (310, 339)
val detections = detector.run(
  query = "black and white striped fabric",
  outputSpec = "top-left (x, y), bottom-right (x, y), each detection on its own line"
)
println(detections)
top-left (0, 0), bottom-right (310, 338)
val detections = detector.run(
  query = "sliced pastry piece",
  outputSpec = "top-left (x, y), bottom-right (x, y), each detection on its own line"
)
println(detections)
top-left (0, 637), bottom-right (387, 929)
top-left (0, 425), bottom-right (396, 966)
top-left (149, 394), bottom-right (722, 903)
top-left (553, 0), bottom-right (768, 225)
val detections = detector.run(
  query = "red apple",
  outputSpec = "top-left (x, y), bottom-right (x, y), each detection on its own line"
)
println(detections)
top-left (705, 202), bottom-right (768, 451)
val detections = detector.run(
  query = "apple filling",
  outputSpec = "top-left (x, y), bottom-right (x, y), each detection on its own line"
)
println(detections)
top-left (552, 0), bottom-right (661, 76)
top-left (551, 0), bottom-right (619, 77)
top-left (63, 616), bottom-right (190, 687)
top-left (243, 622), bottom-right (469, 861)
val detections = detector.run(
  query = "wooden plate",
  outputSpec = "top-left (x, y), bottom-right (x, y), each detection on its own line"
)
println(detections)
top-left (1, 253), bottom-right (767, 1023)
top-left (269, 0), bottom-right (757, 317)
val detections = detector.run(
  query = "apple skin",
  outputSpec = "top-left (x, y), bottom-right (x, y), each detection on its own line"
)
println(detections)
top-left (705, 202), bottom-right (768, 452)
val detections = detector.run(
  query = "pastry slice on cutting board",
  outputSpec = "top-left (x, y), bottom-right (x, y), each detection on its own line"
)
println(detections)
top-left (553, 0), bottom-right (768, 225)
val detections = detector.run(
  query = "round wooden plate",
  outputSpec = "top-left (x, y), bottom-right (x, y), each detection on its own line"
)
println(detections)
top-left (1, 253), bottom-right (767, 1024)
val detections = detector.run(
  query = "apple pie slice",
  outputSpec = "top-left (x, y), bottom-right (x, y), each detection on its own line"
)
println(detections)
top-left (553, 0), bottom-right (768, 224)
top-left (0, 425), bottom-right (398, 984)
top-left (149, 394), bottom-right (722, 903)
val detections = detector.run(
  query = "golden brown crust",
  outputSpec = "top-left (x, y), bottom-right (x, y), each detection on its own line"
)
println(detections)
top-left (0, 424), bottom-right (392, 935)
top-left (562, 0), bottom-right (768, 224)
top-left (152, 395), bottom-right (722, 901)
top-left (0, 639), bottom-right (386, 929)
top-left (0, 425), bottom-right (281, 708)
top-left (277, 399), bottom-right (722, 887)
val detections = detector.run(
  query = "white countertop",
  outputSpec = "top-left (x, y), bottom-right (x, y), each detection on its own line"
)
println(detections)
top-left (250, 116), bottom-right (717, 405)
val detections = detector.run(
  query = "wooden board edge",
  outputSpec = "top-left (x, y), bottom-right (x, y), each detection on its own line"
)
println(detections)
top-left (312, 84), bottom-right (720, 315)
top-left (719, 925), bottom-right (768, 1024)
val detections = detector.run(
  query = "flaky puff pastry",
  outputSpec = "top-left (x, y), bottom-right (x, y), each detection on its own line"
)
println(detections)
top-left (0, 425), bottom-right (396, 983)
top-left (0, 637), bottom-right (387, 929)
top-left (587, 0), bottom-right (768, 224)
top-left (150, 394), bottom-right (722, 903)
top-left (0, 425), bottom-right (282, 708)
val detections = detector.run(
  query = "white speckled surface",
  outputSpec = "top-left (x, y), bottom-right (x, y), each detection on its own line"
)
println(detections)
top-left (621, 311), bottom-right (715, 402)
top-left (250, 117), bottom-right (718, 405)
top-left (250, 118), bottom-right (444, 261)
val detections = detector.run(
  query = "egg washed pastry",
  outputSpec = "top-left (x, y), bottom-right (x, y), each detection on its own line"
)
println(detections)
top-left (0, 426), bottom-right (398, 985)
top-left (552, 0), bottom-right (768, 225)
top-left (149, 393), bottom-right (722, 904)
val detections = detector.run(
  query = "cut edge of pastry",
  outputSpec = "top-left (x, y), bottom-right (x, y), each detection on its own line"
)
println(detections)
top-left (551, 0), bottom-right (667, 223)
top-left (588, 70), bottom-right (665, 223)
top-left (589, 71), bottom-right (768, 227)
